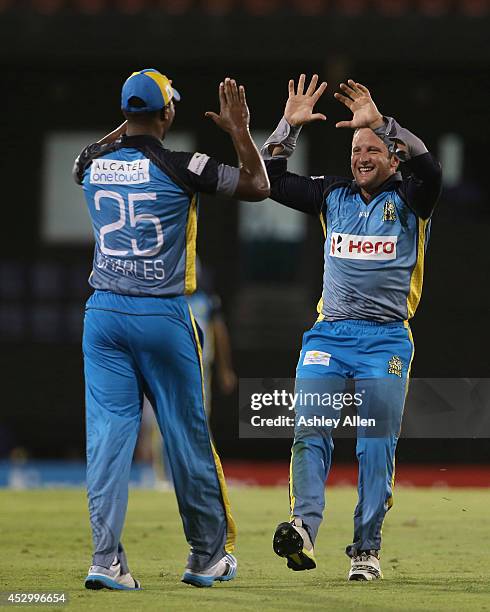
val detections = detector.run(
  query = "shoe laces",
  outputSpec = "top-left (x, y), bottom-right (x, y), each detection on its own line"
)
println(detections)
top-left (354, 550), bottom-right (378, 563)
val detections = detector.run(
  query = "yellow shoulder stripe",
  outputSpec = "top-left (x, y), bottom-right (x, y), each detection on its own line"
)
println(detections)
top-left (184, 195), bottom-right (198, 295)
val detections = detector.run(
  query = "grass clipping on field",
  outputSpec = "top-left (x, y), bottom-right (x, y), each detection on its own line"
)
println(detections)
top-left (0, 487), bottom-right (489, 611)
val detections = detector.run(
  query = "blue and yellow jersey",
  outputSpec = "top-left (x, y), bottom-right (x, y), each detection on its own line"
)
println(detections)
top-left (317, 177), bottom-right (431, 322)
top-left (73, 134), bottom-right (238, 297)
top-left (264, 147), bottom-right (442, 323)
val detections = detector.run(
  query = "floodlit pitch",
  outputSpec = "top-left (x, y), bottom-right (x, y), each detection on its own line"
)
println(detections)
top-left (1, 486), bottom-right (488, 611)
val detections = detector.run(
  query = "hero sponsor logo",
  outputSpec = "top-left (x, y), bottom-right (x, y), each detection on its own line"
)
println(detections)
top-left (330, 232), bottom-right (397, 261)
top-left (90, 158), bottom-right (150, 185)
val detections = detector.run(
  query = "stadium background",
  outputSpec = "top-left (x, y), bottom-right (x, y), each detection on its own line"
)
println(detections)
top-left (0, 0), bottom-right (489, 482)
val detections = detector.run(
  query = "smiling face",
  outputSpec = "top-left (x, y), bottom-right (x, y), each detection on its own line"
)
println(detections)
top-left (351, 128), bottom-right (399, 197)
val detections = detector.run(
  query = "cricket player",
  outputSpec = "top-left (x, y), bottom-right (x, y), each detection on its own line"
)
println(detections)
top-left (136, 261), bottom-right (237, 484)
top-left (262, 75), bottom-right (442, 580)
top-left (187, 260), bottom-right (237, 415)
top-left (73, 69), bottom-right (269, 590)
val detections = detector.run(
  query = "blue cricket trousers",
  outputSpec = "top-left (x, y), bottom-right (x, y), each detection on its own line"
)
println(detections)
top-left (291, 319), bottom-right (414, 555)
top-left (82, 290), bottom-right (236, 572)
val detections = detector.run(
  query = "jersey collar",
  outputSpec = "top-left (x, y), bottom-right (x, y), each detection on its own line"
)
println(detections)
top-left (120, 134), bottom-right (164, 148)
top-left (350, 170), bottom-right (402, 200)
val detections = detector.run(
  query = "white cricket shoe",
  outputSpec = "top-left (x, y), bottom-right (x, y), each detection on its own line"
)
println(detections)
top-left (181, 553), bottom-right (237, 587)
top-left (348, 550), bottom-right (382, 581)
top-left (84, 556), bottom-right (141, 590)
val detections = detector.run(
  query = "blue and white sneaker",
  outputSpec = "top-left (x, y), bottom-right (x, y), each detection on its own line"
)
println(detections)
top-left (84, 556), bottom-right (142, 590)
top-left (181, 553), bottom-right (237, 588)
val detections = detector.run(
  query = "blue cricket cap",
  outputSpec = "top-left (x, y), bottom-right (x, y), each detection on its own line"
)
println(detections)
top-left (121, 68), bottom-right (181, 113)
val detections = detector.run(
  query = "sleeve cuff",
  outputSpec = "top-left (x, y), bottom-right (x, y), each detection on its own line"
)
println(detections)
top-left (217, 164), bottom-right (240, 197)
top-left (373, 116), bottom-right (428, 160)
top-left (260, 117), bottom-right (302, 160)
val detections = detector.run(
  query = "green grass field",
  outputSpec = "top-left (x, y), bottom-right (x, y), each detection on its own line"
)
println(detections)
top-left (1, 487), bottom-right (489, 611)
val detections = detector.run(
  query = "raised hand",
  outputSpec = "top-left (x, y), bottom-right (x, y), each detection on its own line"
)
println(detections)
top-left (284, 74), bottom-right (328, 127)
top-left (205, 78), bottom-right (250, 133)
top-left (334, 80), bottom-right (384, 130)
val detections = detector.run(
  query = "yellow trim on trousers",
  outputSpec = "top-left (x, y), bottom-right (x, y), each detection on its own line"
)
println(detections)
top-left (188, 304), bottom-right (237, 553)
top-left (386, 322), bottom-right (415, 512)
top-left (211, 443), bottom-right (237, 553)
top-left (289, 448), bottom-right (296, 518)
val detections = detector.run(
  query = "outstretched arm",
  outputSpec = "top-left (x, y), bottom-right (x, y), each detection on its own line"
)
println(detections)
top-left (259, 74), bottom-right (331, 215)
top-left (262, 74), bottom-right (327, 159)
top-left (205, 78), bottom-right (270, 201)
top-left (334, 80), bottom-right (428, 158)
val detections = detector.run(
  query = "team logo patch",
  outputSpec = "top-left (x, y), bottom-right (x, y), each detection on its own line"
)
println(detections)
top-left (388, 355), bottom-right (403, 377)
top-left (383, 199), bottom-right (397, 222)
top-left (303, 350), bottom-right (331, 366)
top-left (330, 232), bottom-right (397, 261)
top-left (187, 152), bottom-right (210, 176)
top-left (90, 158), bottom-right (149, 185)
